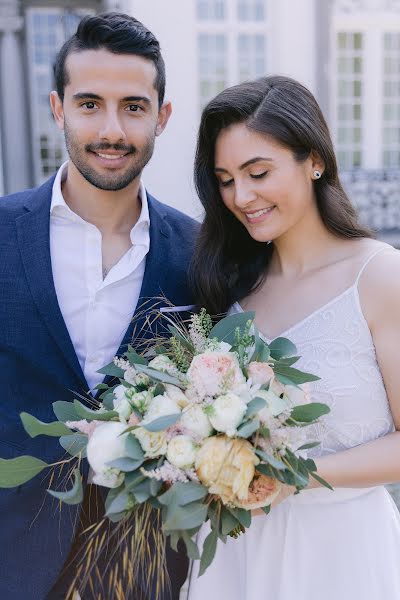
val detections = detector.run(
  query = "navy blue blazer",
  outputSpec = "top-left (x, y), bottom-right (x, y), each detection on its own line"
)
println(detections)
top-left (0, 175), bottom-right (199, 600)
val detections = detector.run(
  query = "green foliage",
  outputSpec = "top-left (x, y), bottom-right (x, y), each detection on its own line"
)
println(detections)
top-left (269, 337), bottom-right (297, 360)
top-left (47, 468), bottom-right (83, 505)
top-left (20, 412), bottom-right (71, 438)
top-left (59, 433), bottom-right (88, 457)
top-left (142, 413), bottom-right (181, 432)
top-left (0, 456), bottom-right (49, 487)
top-left (289, 402), bottom-right (330, 423)
top-left (73, 400), bottom-right (118, 422)
top-left (209, 311), bottom-right (255, 345)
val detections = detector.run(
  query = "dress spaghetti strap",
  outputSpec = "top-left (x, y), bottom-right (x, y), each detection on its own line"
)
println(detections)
top-left (355, 245), bottom-right (393, 287)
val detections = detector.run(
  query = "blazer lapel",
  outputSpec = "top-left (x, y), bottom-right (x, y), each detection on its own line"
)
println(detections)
top-left (15, 178), bottom-right (87, 387)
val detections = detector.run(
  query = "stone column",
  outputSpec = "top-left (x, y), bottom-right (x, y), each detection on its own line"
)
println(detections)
top-left (0, 2), bottom-right (32, 194)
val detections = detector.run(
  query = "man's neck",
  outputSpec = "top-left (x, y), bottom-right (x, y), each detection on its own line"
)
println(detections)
top-left (61, 161), bottom-right (142, 235)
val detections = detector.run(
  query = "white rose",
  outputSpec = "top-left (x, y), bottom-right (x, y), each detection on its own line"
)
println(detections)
top-left (148, 355), bottom-right (180, 376)
top-left (167, 435), bottom-right (197, 468)
top-left (86, 422), bottom-right (128, 488)
top-left (164, 384), bottom-right (190, 408)
top-left (209, 392), bottom-right (247, 437)
top-left (181, 404), bottom-right (213, 439)
top-left (130, 390), bottom-right (153, 412)
top-left (143, 394), bottom-right (181, 424)
top-left (113, 385), bottom-right (133, 422)
top-left (134, 427), bottom-right (168, 458)
top-left (255, 389), bottom-right (289, 420)
top-left (123, 365), bottom-right (137, 385)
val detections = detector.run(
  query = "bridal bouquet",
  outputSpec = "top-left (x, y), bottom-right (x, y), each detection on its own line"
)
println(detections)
top-left (0, 309), bottom-right (330, 578)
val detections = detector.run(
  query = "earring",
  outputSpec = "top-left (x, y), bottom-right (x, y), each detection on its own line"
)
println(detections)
top-left (313, 170), bottom-right (322, 179)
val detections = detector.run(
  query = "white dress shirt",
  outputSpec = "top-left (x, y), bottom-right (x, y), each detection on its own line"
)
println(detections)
top-left (50, 162), bottom-right (150, 392)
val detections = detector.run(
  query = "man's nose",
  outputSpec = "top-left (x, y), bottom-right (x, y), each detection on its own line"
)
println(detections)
top-left (98, 110), bottom-right (126, 144)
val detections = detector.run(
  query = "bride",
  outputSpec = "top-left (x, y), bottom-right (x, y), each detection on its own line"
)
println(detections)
top-left (186, 75), bottom-right (400, 599)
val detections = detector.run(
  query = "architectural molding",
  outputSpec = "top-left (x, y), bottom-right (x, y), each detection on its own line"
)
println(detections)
top-left (334, 0), bottom-right (400, 12)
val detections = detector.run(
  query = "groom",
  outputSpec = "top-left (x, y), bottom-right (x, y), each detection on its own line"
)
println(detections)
top-left (0, 12), bottom-right (198, 600)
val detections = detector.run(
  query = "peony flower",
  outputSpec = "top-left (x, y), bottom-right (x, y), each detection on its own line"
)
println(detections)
top-left (208, 392), bottom-right (247, 437)
top-left (166, 435), bottom-right (197, 469)
top-left (86, 422), bottom-right (128, 488)
top-left (195, 436), bottom-right (259, 506)
top-left (164, 384), bottom-right (190, 408)
top-left (187, 352), bottom-right (245, 400)
top-left (143, 394), bottom-right (181, 424)
top-left (247, 362), bottom-right (274, 386)
top-left (148, 355), bottom-right (180, 377)
top-left (180, 404), bottom-right (213, 439)
top-left (133, 427), bottom-right (168, 458)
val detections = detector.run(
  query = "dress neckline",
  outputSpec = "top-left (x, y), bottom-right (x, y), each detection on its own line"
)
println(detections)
top-left (233, 284), bottom-right (356, 342)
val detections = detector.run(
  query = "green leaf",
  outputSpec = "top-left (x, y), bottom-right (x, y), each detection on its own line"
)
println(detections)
top-left (245, 397), bottom-right (266, 419)
top-left (199, 527), bottom-right (219, 577)
top-left (107, 457), bottom-right (144, 472)
top-left (47, 468), bottom-right (83, 505)
top-left (310, 471), bottom-right (334, 491)
top-left (181, 531), bottom-right (200, 560)
top-left (97, 362), bottom-right (125, 377)
top-left (256, 449), bottom-right (286, 470)
top-left (250, 331), bottom-right (270, 363)
top-left (132, 479), bottom-right (152, 502)
top-left (227, 506), bottom-right (251, 528)
top-left (163, 501), bottom-right (208, 532)
top-left (290, 403), bottom-right (330, 423)
top-left (159, 482), bottom-right (208, 507)
top-left (276, 356), bottom-right (301, 366)
top-left (73, 400), bottom-right (118, 422)
top-left (105, 488), bottom-right (135, 516)
top-left (167, 325), bottom-right (195, 352)
top-left (20, 412), bottom-right (72, 438)
top-left (52, 400), bottom-right (80, 423)
top-left (261, 504), bottom-right (271, 515)
top-left (101, 391), bottom-right (117, 410)
top-left (142, 413), bottom-right (181, 432)
top-left (125, 434), bottom-right (145, 460)
top-left (269, 337), bottom-right (297, 360)
top-left (0, 456), bottom-right (49, 488)
top-left (221, 507), bottom-right (239, 536)
top-left (59, 433), bottom-right (88, 457)
top-left (125, 349), bottom-right (148, 366)
top-left (274, 365), bottom-right (320, 385)
top-left (135, 364), bottom-right (181, 386)
top-left (297, 441), bottom-right (321, 451)
top-left (209, 311), bottom-right (255, 345)
top-left (236, 418), bottom-right (260, 439)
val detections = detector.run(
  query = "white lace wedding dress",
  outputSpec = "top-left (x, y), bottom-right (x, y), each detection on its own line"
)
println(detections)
top-left (186, 247), bottom-right (400, 600)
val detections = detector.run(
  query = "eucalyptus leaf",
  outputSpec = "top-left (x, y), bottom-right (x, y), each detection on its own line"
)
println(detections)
top-left (142, 413), bottom-right (181, 432)
top-left (199, 527), bottom-right (219, 577)
top-left (47, 468), bottom-right (83, 505)
top-left (20, 412), bottom-right (72, 438)
top-left (236, 418), bottom-right (260, 439)
top-left (132, 479), bottom-right (152, 503)
top-left (245, 397), bottom-right (266, 419)
top-left (101, 391), bottom-right (117, 410)
top-left (59, 433), bottom-right (88, 458)
top-left (290, 403), bottom-right (330, 423)
top-left (297, 441), bottom-right (321, 451)
top-left (52, 400), bottom-right (80, 423)
top-left (125, 434), bottom-right (145, 460)
top-left (227, 507), bottom-right (251, 528)
top-left (163, 501), bottom-right (208, 532)
top-left (97, 362), bottom-right (125, 377)
top-left (275, 356), bottom-right (301, 367)
top-left (310, 471), bottom-right (334, 491)
top-left (0, 456), bottom-right (49, 488)
top-left (135, 364), bottom-right (181, 386)
top-left (73, 400), bottom-right (118, 422)
top-left (256, 449), bottom-right (286, 470)
top-left (221, 507), bottom-right (239, 536)
top-left (158, 482), bottom-right (208, 507)
top-left (125, 349), bottom-right (148, 366)
top-left (269, 337), bottom-right (297, 360)
top-left (181, 531), bottom-right (200, 560)
top-left (106, 488), bottom-right (135, 516)
top-left (107, 457), bottom-right (144, 472)
top-left (209, 311), bottom-right (255, 345)
top-left (168, 325), bottom-right (195, 352)
top-left (274, 364), bottom-right (320, 384)
top-left (261, 504), bottom-right (271, 515)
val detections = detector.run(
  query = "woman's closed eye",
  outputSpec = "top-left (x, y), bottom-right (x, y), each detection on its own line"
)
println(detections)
top-left (250, 171), bottom-right (268, 180)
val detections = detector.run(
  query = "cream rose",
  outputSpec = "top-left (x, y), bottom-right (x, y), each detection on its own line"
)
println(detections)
top-left (143, 394), bottom-right (181, 424)
top-left (187, 352), bottom-right (246, 399)
top-left (86, 422), bottom-right (128, 488)
top-left (208, 392), bottom-right (247, 437)
top-left (164, 384), bottom-right (190, 408)
top-left (166, 435), bottom-right (197, 469)
top-left (247, 362), bottom-right (274, 386)
top-left (195, 435), bottom-right (259, 505)
top-left (133, 427), bottom-right (168, 458)
top-left (180, 404), bottom-right (213, 439)
top-left (113, 385), bottom-right (133, 422)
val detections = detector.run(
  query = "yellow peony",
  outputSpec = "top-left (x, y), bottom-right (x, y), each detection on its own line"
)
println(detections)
top-left (195, 436), bottom-right (259, 506)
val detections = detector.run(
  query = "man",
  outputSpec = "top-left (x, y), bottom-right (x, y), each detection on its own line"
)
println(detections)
top-left (0, 12), bottom-right (198, 600)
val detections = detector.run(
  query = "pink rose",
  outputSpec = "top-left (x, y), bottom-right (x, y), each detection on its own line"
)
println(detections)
top-left (187, 352), bottom-right (245, 399)
top-left (247, 362), bottom-right (274, 386)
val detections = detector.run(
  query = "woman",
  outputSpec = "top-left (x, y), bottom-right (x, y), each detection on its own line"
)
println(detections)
top-left (187, 76), bottom-right (400, 599)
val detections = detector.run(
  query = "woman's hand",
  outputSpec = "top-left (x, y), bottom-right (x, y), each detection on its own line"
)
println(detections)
top-left (251, 483), bottom-right (296, 517)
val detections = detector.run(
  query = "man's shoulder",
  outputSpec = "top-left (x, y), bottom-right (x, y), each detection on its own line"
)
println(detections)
top-left (0, 177), bottom-right (54, 219)
top-left (147, 193), bottom-right (200, 236)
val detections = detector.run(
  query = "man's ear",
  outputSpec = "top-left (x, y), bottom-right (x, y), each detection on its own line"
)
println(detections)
top-left (155, 100), bottom-right (172, 136)
top-left (50, 91), bottom-right (64, 131)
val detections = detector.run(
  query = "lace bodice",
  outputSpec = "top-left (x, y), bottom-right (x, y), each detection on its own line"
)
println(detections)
top-left (232, 249), bottom-right (395, 458)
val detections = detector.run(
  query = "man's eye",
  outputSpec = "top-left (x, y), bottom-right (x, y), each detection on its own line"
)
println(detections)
top-left (127, 105), bottom-right (141, 112)
top-left (83, 102), bottom-right (96, 109)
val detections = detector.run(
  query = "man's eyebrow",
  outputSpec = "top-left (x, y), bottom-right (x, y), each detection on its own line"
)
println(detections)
top-left (214, 157), bottom-right (274, 173)
top-left (72, 93), bottom-right (152, 106)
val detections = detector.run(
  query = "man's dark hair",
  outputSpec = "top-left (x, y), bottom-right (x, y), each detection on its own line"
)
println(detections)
top-left (54, 12), bottom-right (166, 107)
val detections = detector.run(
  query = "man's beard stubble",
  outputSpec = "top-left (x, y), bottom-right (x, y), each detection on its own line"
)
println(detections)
top-left (64, 121), bottom-right (155, 191)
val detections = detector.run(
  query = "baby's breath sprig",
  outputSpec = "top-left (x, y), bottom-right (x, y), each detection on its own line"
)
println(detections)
top-left (189, 308), bottom-right (213, 352)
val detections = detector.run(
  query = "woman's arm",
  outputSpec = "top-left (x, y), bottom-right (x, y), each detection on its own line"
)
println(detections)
top-left (310, 248), bottom-right (400, 489)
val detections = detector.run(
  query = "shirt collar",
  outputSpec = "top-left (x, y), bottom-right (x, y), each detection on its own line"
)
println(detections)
top-left (50, 161), bottom-right (150, 240)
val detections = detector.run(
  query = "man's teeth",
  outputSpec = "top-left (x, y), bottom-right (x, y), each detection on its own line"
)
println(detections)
top-left (246, 207), bottom-right (274, 218)
top-left (97, 153), bottom-right (124, 160)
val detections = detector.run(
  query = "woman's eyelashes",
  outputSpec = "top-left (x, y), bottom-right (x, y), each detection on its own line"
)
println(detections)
top-left (218, 171), bottom-right (268, 188)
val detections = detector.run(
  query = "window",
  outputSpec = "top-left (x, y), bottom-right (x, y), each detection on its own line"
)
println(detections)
top-left (336, 32), bottom-right (363, 168)
top-left (26, 8), bottom-right (90, 184)
top-left (197, 0), bottom-right (226, 20)
top-left (238, 34), bottom-right (266, 81)
top-left (382, 33), bottom-right (400, 168)
top-left (237, 0), bottom-right (266, 21)
top-left (198, 34), bottom-right (227, 108)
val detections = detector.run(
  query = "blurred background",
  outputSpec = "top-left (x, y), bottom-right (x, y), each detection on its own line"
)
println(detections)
top-left (0, 0), bottom-right (399, 504)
